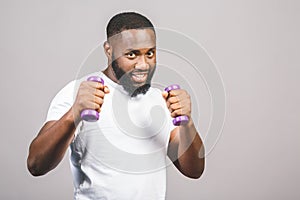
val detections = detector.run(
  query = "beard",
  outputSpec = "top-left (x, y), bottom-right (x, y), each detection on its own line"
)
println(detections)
top-left (111, 54), bottom-right (156, 97)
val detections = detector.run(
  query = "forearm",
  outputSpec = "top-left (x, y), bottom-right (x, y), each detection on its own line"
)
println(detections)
top-left (27, 108), bottom-right (77, 176)
top-left (177, 119), bottom-right (205, 178)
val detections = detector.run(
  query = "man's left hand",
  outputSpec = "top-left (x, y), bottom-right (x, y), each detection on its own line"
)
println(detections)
top-left (162, 89), bottom-right (191, 119)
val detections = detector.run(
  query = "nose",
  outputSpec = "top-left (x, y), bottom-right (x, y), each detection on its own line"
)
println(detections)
top-left (135, 56), bottom-right (149, 70)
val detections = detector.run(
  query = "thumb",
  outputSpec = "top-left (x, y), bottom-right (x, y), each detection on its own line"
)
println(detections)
top-left (162, 91), bottom-right (169, 101)
top-left (104, 86), bottom-right (110, 94)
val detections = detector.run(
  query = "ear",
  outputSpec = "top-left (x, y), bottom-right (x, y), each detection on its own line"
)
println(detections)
top-left (103, 41), bottom-right (112, 59)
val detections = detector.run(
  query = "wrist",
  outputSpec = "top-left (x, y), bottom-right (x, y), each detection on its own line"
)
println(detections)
top-left (178, 118), bottom-right (197, 140)
top-left (181, 117), bottom-right (194, 128)
top-left (66, 107), bottom-right (81, 127)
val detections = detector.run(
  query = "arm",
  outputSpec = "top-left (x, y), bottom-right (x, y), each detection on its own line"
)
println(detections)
top-left (27, 81), bottom-right (109, 176)
top-left (167, 120), bottom-right (205, 179)
top-left (163, 90), bottom-right (205, 179)
top-left (27, 110), bottom-right (76, 176)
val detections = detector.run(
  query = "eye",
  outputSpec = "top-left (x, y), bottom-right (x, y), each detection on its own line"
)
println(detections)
top-left (126, 52), bottom-right (136, 59)
top-left (147, 50), bottom-right (155, 58)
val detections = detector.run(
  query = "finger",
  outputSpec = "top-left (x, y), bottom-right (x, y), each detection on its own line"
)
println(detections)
top-left (166, 97), bottom-right (180, 110)
top-left (93, 102), bottom-right (101, 111)
top-left (93, 96), bottom-right (104, 106)
top-left (88, 81), bottom-right (104, 90)
top-left (167, 96), bottom-right (179, 104)
top-left (82, 93), bottom-right (104, 108)
top-left (93, 89), bottom-right (105, 98)
top-left (171, 108), bottom-right (183, 118)
top-left (168, 89), bottom-right (181, 97)
top-left (171, 100), bottom-right (191, 118)
top-left (170, 102), bottom-right (182, 111)
top-left (84, 101), bottom-right (101, 111)
top-left (96, 107), bottom-right (101, 113)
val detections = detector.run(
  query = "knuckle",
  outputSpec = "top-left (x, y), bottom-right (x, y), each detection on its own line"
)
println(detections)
top-left (170, 97), bottom-right (177, 103)
top-left (96, 104), bottom-right (101, 109)
top-left (171, 112), bottom-right (175, 117)
top-left (81, 81), bottom-right (89, 88)
top-left (99, 98), bottom-right (104, 105)
top-left (170, 90), bottom-right (177, 96)
top-left (173, 109), bottom-right (179, 116)
top-left (170, 104), bottom-right (175, 110)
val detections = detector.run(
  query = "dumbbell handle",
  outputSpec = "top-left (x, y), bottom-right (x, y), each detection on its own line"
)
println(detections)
top-left (164, 84), bottom-right (189, 126)
top-left (80, 76), bottom-right (104, 122)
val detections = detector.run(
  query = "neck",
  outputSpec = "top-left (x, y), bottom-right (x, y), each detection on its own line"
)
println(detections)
top-left (103, 66), bottom-right (119, 83)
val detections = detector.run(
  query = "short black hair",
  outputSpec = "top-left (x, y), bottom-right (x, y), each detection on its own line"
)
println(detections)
top-left (106, 12), bottom-right (155, 39)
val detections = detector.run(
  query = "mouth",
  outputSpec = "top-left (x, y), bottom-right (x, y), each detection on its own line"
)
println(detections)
top-left (131, 71), bottom-right (148, 83)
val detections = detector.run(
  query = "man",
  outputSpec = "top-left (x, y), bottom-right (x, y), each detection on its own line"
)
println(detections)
top-left (27, 12), bottom-right (205, 199)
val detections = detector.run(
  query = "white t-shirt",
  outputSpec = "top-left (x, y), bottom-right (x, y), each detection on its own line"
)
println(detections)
top-left (46, 72), bottom-right (176, 200)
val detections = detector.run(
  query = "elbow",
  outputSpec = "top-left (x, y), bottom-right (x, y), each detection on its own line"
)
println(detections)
top-left (27, 156), bottom-right (46, 177)
top-left (27, 141), bottom-right (48, 176)
top-left (189, 146), bottom-right (205, 179)
top-left (191, 168), bottom-right (205, 179)
top-left (185, 165), bottom-right (205, 179)
top-left (182, 159), bottom-right (205, 179)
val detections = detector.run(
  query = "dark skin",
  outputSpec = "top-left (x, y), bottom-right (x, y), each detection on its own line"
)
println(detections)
top-left (27, 28), bottom-right (205, 178)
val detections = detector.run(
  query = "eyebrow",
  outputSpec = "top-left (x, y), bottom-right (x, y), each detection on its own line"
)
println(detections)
top-left (125, 46), bottom-right (156, 52)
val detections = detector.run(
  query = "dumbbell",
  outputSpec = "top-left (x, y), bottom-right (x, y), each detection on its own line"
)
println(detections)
top-left (80, 76), bottom-right (104, 122)
top-left (164, 84), bottom-right (189, 126)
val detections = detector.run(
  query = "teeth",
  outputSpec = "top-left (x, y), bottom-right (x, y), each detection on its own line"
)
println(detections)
top-left (132, 73), bottom-right (146, 81)
top-left (135, 74), bottom-right (144, 78)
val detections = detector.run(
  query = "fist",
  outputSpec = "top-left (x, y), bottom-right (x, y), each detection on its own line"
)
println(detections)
top-left (73, 80), bottom-right (110, 122)
top-left (162, 89), bottom-right (191, 118)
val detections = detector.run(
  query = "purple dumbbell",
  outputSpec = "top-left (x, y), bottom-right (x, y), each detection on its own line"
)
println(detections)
top-left (80, 76), bottom-right (104, 122)
top-left (164, 84), bottom-right (189, 126)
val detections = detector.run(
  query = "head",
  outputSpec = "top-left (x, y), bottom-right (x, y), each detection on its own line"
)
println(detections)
top-left (103, 12), bottom-right (156, 97)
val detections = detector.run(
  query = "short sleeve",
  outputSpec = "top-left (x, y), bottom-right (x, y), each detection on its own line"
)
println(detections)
top-left (46, 80), bottom-right (76, 122)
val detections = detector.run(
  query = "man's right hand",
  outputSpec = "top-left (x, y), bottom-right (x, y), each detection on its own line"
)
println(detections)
top-left (72, 80), bottom-right (110, 125)
top-left (27, 79), bottom-right (109, 176)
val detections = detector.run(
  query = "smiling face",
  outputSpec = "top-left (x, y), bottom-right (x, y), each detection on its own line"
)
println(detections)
top-left (104, 28), bottom-right (156, 97)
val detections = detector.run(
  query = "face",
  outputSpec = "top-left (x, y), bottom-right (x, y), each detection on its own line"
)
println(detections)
top-left (107, 29), bottom-right (156, 97)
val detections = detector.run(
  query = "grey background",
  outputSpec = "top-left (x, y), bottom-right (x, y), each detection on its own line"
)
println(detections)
top-left (1, 0), bottom-right (299, 199)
